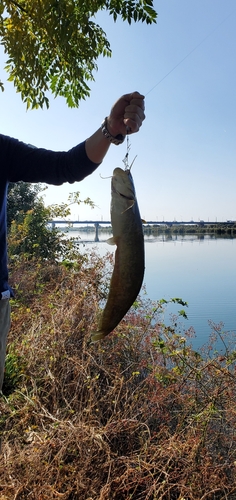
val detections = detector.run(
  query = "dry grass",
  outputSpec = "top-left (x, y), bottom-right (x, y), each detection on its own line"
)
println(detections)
top-left (1, 251), bottom-right (236, 499)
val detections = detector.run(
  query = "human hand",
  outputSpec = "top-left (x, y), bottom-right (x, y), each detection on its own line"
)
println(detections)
top-left (107, 91), bottom-right (145, 138)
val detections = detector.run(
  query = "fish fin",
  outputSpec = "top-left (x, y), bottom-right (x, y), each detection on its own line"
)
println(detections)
top-left (106, 236), bottom-right (118, 246)
top-left (121, 199), bottom-right (135, 214)
top-left (129, 155), bottom-right (137, 170)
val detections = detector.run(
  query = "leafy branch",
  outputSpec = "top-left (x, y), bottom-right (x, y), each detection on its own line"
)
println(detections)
top-left (0, 0), bottom-right (157, 108)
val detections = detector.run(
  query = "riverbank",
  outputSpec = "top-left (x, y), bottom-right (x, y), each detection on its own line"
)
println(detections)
top-left (145, 222), bottom-right (236, 237)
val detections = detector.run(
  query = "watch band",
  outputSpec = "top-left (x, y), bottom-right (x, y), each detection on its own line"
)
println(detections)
top-left (101, 117), bottom-right (126, 145)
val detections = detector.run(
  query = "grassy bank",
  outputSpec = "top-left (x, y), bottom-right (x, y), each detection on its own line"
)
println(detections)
top-left (1, 250), bottom-right (236, 499)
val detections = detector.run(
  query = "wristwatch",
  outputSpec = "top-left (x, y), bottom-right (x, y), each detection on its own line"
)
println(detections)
top-left (101, 117), bottom-right (126, 145)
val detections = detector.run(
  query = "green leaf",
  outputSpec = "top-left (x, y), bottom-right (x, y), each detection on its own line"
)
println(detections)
top-left (0, 0), bottom-right (157, 108)
top-left (178, 310), bottom-right (188, 320)
top-left (171, 298), bottom-right (188, 307)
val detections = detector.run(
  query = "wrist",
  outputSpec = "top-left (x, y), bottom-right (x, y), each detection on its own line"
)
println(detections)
top-left (101, 117), bottom-right (126, 145)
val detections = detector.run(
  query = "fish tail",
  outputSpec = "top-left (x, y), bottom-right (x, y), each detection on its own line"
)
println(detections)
top-left (91, 330), bottom-right (106, 342)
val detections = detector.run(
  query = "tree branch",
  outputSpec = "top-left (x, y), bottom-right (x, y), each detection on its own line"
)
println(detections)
top-left (9, 0), bottom-right (28, 14)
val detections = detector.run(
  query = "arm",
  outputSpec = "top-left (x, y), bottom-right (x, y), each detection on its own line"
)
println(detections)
top-left (85, 91), bottom-right (145, 163)
top-left (4, 91), bottom-right (145, 184)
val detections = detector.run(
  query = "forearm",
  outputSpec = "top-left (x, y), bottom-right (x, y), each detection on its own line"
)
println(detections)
top-left (85, 127), bottom-right (111, 164)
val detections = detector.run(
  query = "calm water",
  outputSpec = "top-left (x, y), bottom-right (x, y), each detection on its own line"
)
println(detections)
top-left (66, 229), bottom-right (236, 347)
top-left (144, 234), bottom-right (236, 347)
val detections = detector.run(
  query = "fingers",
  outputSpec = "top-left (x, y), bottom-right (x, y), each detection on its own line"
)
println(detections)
top-left (107, 91), bottom-right (145, 136)
top-left (122, 91), bottom-right (145, 104)
top-left (124, 99), bottom-right (146, 134)
top-left (125, 93), bottom-right (145, 133)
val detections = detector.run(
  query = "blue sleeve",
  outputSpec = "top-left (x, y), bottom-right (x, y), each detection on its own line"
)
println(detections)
top-left (1, 134), bottom-right (100, 185)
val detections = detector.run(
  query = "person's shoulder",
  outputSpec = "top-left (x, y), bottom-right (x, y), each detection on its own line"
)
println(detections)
top-left (0, 133), bottom-right (18, 144)
top-left (0, 133), bottom-right (37, 149)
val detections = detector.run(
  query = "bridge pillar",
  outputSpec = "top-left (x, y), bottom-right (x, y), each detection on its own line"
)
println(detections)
top-left (94, 222), bottom-right (99, 242)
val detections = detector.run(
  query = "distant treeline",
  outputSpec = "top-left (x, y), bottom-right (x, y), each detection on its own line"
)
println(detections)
top-left (143, 222), bottom-right (236, 236)
top-left (62, 222), bottom-right (236, 237)
top-left (96, 222), bottom-right (236, 236)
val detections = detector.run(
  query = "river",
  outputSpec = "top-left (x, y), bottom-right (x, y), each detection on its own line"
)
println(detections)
top-left (65, 229), bottom-right (236, 349)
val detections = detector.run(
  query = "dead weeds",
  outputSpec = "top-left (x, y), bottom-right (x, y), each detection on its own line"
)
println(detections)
top-left (0, 253), bottom-right (236, 499)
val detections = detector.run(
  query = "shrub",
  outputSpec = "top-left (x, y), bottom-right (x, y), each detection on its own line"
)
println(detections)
top-left (0, 252), bottom-right (236, 499)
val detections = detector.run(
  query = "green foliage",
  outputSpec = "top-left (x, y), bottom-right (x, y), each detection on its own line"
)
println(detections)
top-left (49, 190), bottom-right (95, 219)
top-left (7, 182), bottom-right (66, 260)
top-left (7, 186), bottom-right (94, 261)
top-left (3, 344), bottom-right (25, 396)
top-left (8, 201), bottom-right (64, 260)
top-left (7, 181), bottom-right (43, 228)
top-left (0, 0), bottom-right (157, 108)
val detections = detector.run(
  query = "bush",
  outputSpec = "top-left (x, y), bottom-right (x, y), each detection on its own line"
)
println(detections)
top-left (7, 185), bottom-right (95, 262)
top-left (0, 252), bottom-right (236, 499)
top-left (7, 182), bottom-right (42, 229)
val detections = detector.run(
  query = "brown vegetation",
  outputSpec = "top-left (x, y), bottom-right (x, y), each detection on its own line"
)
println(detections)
top-left (1, 250), bottom-right (236, 499)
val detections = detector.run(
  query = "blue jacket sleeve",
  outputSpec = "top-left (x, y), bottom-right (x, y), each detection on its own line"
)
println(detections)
top-left (1, 134), bottom-right (100, 185)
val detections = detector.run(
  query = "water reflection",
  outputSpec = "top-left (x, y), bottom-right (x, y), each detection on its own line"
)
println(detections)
top-left (65, 229), bottom-right (236, 347)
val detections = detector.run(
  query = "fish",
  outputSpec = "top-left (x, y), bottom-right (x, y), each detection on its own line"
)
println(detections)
top-left (91, 167), bottom-right (145, 341)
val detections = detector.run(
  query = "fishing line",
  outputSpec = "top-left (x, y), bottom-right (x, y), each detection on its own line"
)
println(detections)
top-left (122, 10), bottom-right (234, 168)
top-left (145, 9), bottom-right (235, 97)
top-left (123, 132), bottom-right (131, 170)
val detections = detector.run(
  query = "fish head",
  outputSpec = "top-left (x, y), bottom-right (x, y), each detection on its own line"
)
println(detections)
top-left (112, 167), bottom-right (135, 201)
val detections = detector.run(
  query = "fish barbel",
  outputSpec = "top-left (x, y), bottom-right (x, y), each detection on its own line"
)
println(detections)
top-left (91, 167), bottom-right (145, 341)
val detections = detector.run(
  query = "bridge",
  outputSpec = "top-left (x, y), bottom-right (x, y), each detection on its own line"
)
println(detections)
top-left (48, 220), bottom-right (234, 242)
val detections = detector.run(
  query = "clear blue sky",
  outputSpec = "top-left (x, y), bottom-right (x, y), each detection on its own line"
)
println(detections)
top-left (1, 0), bottom-right (235, 222)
